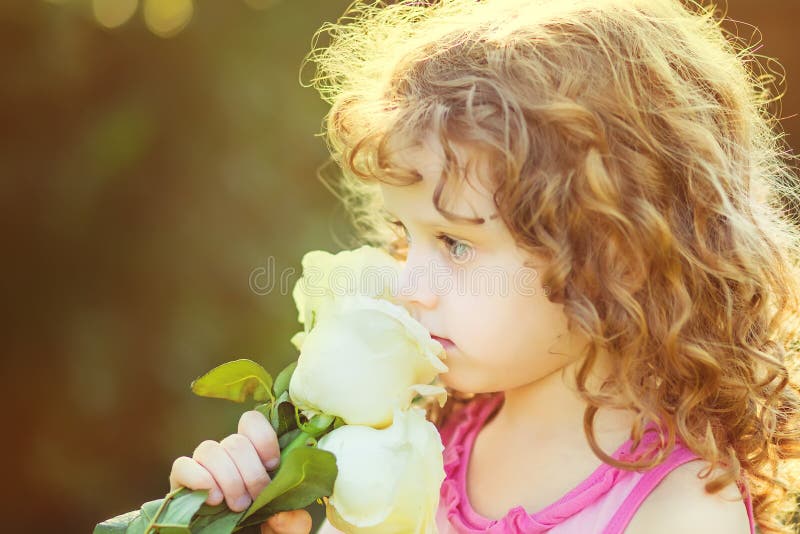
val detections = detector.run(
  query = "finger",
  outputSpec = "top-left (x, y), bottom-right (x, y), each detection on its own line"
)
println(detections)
top-left (239, 410), bottom-right (281, 470)
top-left (263, 510), bottom-right (313, 534)
top-left (192, 440), bottom-right (251, 512)
top-left (220, 433), bottom-right (272, 501)
top-left (168, 456), bottom-right (224, 506)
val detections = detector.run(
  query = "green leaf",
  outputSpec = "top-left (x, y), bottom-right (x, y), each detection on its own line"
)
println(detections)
top-left (117, 498), bottom-right (162, 534)
top-left (190, 509), bottom-right (243, 534)
top-left (183, 502), bottom-right (246, 534)
top-left (269, 392), bottom-right (298, 436)
top-left (277, 428), bottom-right (302, 450)
top-left (332, 416), bottom-right (345, 430)
top-left (96, 489), bottom-right (211, 534)
top-left (279, 431), bottom-right (316, 461)
top-left (191, 359), bottom-right (274, 403)
top-left (236, 447), bottom-right (337, 529)
top-left (140, 498), bottom-right (164, 524)
top-left (297, 414), bottom-right (334, 438)
top-left (151, 488), bottom-right (208, 533)
top-left (272, 361), bottom-right (296, 398)
top-left (94, 496), bottom-right (171, 534)
top-left (155, 526), bottom-right (191, 534)
top-left (193, 502), bottom-right (228, 517)
top-left (126, 514), bottom-right (147, 534)
top-left (185, 496), bottom-right (247, 534)
top-left (253, 401), bottom-right (271, 423)
top-left (94, 509), bottom-right (141, 534)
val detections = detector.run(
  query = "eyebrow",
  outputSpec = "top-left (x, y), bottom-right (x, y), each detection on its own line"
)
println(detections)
top-left (384, 209), bottom-right (497, 227)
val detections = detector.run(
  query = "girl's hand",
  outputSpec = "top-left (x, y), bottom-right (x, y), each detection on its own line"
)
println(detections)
top-left (168, 409), bottom-right (313, 534)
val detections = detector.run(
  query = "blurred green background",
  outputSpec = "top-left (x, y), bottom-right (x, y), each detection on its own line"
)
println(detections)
top-left (2, 1), bottom-right (797, 533)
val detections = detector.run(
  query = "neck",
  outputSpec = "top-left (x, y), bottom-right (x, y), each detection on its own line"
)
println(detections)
top-left (493, 348), bottom-right (637, 450)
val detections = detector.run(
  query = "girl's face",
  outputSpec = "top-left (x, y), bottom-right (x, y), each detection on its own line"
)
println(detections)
top-left (380, 134), bottom-right (590, 395)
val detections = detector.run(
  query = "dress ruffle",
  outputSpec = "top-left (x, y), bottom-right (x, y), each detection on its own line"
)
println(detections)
top-left (439, 394), bottom-right (502, 532)
top-left (438, 393), bottom-right (681, 533)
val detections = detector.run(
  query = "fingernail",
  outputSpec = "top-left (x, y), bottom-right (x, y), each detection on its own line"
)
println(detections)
top-left (234, 495), bottom-right (251, 511)
top-left (265, 458), bottom-right (280, 470)
top-left (210, 489), bottom-right (223, 503)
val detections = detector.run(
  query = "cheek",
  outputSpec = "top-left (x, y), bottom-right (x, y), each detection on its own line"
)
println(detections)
top-left (451, 294), bottom-right (523, 348)
top-left (445, 269), bottom-right (566, 344)
top-left (490, 293), bottom-right (568, 350)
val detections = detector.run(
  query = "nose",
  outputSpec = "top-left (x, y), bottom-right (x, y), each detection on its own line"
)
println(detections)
top-left (393, 245), bottom-right (439, 312)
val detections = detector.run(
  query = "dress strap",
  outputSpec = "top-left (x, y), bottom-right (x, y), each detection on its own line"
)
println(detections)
top-left (601, 448), bottom-right (756, 534)
top-left (601, 447), bottom-right (700, 534)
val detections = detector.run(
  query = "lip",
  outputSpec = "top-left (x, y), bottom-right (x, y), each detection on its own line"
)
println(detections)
top-left (430, 335), bottom-right (455, 349)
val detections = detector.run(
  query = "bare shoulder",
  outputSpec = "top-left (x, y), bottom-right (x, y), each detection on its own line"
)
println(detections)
top-left (625, 460), bottom-right (752, 534)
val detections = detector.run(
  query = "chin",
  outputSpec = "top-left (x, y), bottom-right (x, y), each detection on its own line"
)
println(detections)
top-left (439, 371), bottom-right (494, 396)
top-left (438, 371), bottom-right (466, 393)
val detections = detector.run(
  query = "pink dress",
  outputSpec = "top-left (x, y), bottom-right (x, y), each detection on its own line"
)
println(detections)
top-left (435, 392), bottom-right (757, 533)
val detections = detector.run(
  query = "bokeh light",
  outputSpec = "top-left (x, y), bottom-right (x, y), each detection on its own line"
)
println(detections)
top-left (143, 0), bottom-right (193, 38)
top-left (93, 0), bottom-right (138, 29)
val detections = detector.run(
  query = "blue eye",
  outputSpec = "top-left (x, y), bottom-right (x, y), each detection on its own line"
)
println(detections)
top-left (388, 218), bottom-right (474, 263)
top-left (435, 232), bottom-right (474, 263)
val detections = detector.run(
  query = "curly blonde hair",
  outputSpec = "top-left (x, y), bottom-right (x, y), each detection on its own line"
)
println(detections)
top-left (301, 0), bottom-right (800, 531)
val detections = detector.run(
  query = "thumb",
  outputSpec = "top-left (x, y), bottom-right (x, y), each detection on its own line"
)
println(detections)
top-left (260, 510), bottom-right (313, 534)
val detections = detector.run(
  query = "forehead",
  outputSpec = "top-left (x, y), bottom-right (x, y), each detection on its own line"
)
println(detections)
top-left (378, 132), bottom-right (501, 227)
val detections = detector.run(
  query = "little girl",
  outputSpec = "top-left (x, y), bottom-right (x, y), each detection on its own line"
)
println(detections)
top-left (168, 0), bottom-right (800, 532)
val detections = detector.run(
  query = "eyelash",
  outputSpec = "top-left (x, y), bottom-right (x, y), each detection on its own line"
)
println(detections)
top-left (388, 219), bottom-right (474, 261)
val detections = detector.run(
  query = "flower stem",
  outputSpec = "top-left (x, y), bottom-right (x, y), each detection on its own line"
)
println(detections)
top-left (280, 430), bottom-right (317, 463)
top-left (143, 487), bottom-right (184, 534)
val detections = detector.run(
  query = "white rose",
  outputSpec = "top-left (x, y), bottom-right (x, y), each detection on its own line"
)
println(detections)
top-left (288, 296), bottom-right (447, 428)
top-left (291, 246), bottom-right (401, 347)
top-left (317, 408), bottom-right (445, 534)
